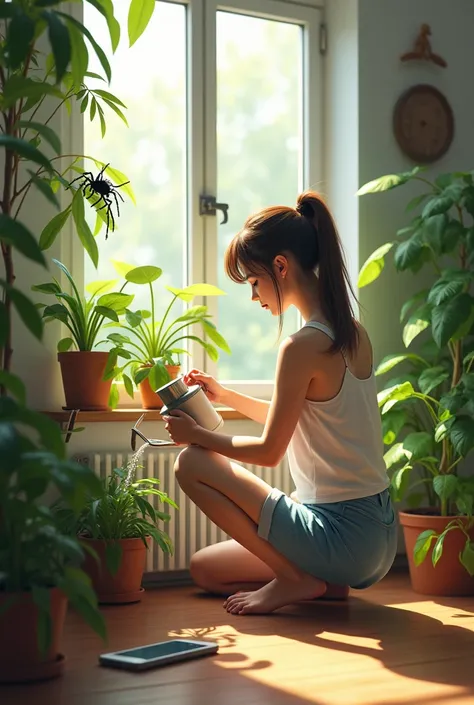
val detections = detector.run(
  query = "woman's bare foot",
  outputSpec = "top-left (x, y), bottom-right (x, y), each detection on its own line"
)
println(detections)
top-left (223, 575), bottom-right (325, 615)
top-left (318, 584), bottom-right (350, 601)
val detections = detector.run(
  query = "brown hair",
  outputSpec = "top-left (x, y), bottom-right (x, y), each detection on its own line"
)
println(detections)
top-left (224, 190), bottom-right (359, 354)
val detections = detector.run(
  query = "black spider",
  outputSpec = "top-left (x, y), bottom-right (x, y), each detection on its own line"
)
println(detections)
top-left (67, 163), bottom-right (130, 239)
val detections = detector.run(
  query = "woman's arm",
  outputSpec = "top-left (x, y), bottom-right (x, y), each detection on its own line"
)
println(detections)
top-left (189, 334), bottom-right (317, 466)
top-left (220, 387), bottom-right (270, 425)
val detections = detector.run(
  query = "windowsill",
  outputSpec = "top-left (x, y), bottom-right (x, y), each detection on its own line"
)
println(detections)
top-left (42, 407), bottom-right (248, 423)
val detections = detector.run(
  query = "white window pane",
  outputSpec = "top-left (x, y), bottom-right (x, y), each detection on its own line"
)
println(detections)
top-left (216, 12), bottom-right (303, 381)
top-left (84, 0), bottom-right (188, 310)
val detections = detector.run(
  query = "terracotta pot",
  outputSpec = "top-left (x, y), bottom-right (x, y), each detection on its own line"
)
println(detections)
top-left (81, 536), bottom-right (150, 604)
top-left (58, 351), bottom-right (112, 410)
top-left (0, 587), bottom-right (67, 684)
top-left (139, 364), bottom-right (181, 410)
top-left (400, 509), bottom-right (474, 596)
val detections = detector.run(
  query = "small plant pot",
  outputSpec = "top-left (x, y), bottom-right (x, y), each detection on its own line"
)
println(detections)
top-left (58, 351), bottom-right (112, 410)
top-left (81, 537), bottom-right (151, 604)
top-left (0, 587), bottom-right (67, 684)
top-left (139, 364), bottom-right (181, 410)
top-left (400, 509), bottom-right (474, 596)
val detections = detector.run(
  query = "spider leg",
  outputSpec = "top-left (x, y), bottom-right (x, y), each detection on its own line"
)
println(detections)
top-left (114, 190), bottom-right (125, 203)
top-left (111, 190), bottom-right (122, 218)
top-left (104, 197), bottom-right (115, 240)
top-left (98, 163), bottom-right (110, 181)
top-left (115, 181), bottom-right (130, 188)
top-left (91, 195), bottom-right (106, 209)
top-left (67, 171), bottom-right (94, 189)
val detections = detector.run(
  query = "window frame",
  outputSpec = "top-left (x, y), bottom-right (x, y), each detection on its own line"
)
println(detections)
top-left (73, 0), bottom-right (323, 408)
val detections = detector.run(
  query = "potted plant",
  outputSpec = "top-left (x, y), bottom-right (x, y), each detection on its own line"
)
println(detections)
top-left (56, 462), bottom-right (177, 604)
top-left (34, 258), bottom-right (134, 410)
top-left (0, 396), bottom-right (107, 684)
top-left (108, 263), bottom-right (230, 409)
top-left (357, 166), bottom-right (474, 595)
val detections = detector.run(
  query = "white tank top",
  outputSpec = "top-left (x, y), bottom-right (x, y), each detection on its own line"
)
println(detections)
top-left (287, 321), bottom-right (389, 504)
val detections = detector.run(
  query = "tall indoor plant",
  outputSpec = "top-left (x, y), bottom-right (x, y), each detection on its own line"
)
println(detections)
top-left (358, 166), bottom-right (474, 595)
top-left (0, 0), bottom-right (160, 682)
top-left (108, 263), bottom-right (231, 409)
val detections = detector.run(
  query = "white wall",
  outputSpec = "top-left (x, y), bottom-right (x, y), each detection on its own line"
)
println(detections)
top-left (9, 0), bottom-right (474, 463)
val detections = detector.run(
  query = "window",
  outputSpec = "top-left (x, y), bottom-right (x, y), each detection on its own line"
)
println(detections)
top-left (83, 0), bottom-right (322, 400)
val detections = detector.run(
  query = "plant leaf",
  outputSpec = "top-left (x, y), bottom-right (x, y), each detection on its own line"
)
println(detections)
top-left (357, 242), bottom-right (394, 288)
top-left (201, 320), bottom-right (231, 353)
top-left (0, 370), bottom-right (26, 404)
top-left (460, 541), bottom-right (474, 577)
top-left (128, 0), bottom-right (155, 47)
top-left (431, 294), bottom-right (473, 348)
top-left (97, 292), bottom-right (134, 312)
top-left (17, 120), bottom-right (61, 154)
top-left (418, 366), bottom-right (450, 395)
top-left (5, 8), bottom-right (35, 69)
top-left (356, 167), bottom-right (424, 196)
top-left (149, 361), bottom-right (170, 392)
top-left (422, 195), bottom-right (454, 218)
top-left (42, 11), bottom-right (72, 83)
top-left (433, 475), bottom-right (459, 502)
top-left (428, 270), bottom-right (472, 307)
top-left (406, 193), bottom-right (429, 212)
top-left (112, 260), bottom-right (135, 277)
top-left (0, 215), bottom-right (46, 266)
top-left (85, 279), bottom-right (119, 297)
top-left (28, 172), bottom-right (60, 209)
top-left (394, 236), bottom-right (428, 272)
top-left (94, 305), bottom-right (119, 322)
top-left (4, 283), bottom-right (43, 339)
top-left (72, 191), bottom-right (99, 268)
top-left (403, 305), bottom-right (431, 347)
top-left (403, 432), bottom-right (433, 460)
top-left (432, 532), bottom-right (446, 567)
top-left (31, 586), bottom-right (52, 655)
top-left (123, 373), bottom-right (134, 398)
top-left (102, 165), bottom-right (135, 204)
top-left (39, 206), bottom-right (71, 250)
top-left (58, 12), bottom-right (111, 83)
top-left (413, 529), bottom-right (437, 566)
top-left (449, 416), bottom-right (474, 457)
top-left (0, 135), bottom-right (52, 173)
top-left (375, 353), bottom-right (428, 376)
top-left (125, 266), bottom-right (162, 285)
top-left (58, 337), bottom-right (74, 352)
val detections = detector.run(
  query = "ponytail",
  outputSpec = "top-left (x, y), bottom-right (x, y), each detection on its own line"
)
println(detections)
top-left (296, 191), bottom-right (358, 354)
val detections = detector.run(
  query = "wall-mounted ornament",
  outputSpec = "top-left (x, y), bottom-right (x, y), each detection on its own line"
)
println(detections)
top-left (393, 84), bottom-right (454, 164)
top-left (400, 24), bottom-right (447, 68)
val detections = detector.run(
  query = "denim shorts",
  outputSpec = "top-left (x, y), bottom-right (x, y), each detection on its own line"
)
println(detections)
top-left (258, 488), bottom-right (398, 589)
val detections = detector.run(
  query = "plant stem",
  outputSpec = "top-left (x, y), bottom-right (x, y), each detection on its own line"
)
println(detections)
top-left (1, 107), bottom-right (16, 378)
top-left (413, 176), bottom-right (438, 191)
top-left (155, 293), bottom-right (178, 353)
top-left (149, 282), bottom-right (156, 351)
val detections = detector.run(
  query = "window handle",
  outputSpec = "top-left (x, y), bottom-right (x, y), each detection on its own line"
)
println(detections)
top-left (199, 195), bottom-right (229, 225)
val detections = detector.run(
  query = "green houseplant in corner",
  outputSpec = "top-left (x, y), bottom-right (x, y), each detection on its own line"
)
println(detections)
top-left (56, 461), bottom-right (177, 605)
top-left (108, 263), bottom-right (230, 410)
top-left (34, 258), bottom-right (134, 410)
top-left (357, 166), bottom-right (474, 595)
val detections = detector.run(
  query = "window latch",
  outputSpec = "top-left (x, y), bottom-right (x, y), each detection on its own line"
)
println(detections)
top-left (199, 195), bottom-right (229, 225)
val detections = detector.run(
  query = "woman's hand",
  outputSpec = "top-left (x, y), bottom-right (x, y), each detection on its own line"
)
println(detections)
top-left (163, 409), bottom-right (199, 446)
top-left (183, 369), bottom-right (226, 404)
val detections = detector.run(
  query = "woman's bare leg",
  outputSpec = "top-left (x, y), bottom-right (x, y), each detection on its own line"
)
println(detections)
top-left (174, 446), bottom-right (326, 614)
top-left (190, 540), bottom-right (349, 600)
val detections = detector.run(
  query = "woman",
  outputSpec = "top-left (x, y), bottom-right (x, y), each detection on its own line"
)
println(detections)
top-left (164, 191), bottom-right (397, 615)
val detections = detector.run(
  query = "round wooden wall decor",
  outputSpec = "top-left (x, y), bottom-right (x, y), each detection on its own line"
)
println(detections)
top-left (393, 84), bottom-right (454, 163)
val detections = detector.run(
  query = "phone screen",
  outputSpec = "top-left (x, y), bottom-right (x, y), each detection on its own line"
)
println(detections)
top-left (117, 641), bottom-right (209, 661)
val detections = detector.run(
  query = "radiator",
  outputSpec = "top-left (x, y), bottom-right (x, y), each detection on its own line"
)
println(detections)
top-left (77, 450), bottom-right (293, 574)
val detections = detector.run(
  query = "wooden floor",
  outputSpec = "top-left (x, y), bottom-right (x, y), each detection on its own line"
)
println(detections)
top-left (3, 571), bottom-right (474, 705)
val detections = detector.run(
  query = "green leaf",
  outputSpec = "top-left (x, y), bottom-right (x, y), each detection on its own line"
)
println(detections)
top-left (384, 442), bottom-right (409, 469)
top-left (433, 475), bottom-right (459, 502)
top-left (378, 381), bottom-right (416, 413)
top-left (134, 367), bottom-right (150, 385)
top-left (5, 284), bottom-right (43, 340)
top-left (72, 191), bottom-right (99, 268)
top-left (103, 350), bottom-right (118, 381)
top-left (85, 280), bottom-right (119, 297)
top-left (423, 214), bottom-right (449, 255)
top-left (168, 283), bottom-right (227, 300)
top-left (97, 292), bottom-right (134, 313)
top-left (149, 361), bottom-right (170, 392)
top-left (382, 408), bottom-right (408, 445)
top-left (42, 11), bottom-right (72, 83)
top-left (125, 266), bottom-right (162, 285)
top-left (449, 416), bottom-right (474, 457)
top-left (58, 337), bottom-right (74, 352)
top-left (68, 24), bottom-right (89, 87)
top-left (125, 309), bottom-right (142, 328)
top-left (428, 271), bottom-right (472, 307)
top-left (85, 0), bottom-right (120, 52)
top-left (28, 172), bottom-right (60, 209)
top-left (128, 0), bottom-right (155, 47)
top-left (356, 167), bottom-right (424, 196)
top-left (105, 542), bottom-right (122, 574)
top-left (400, 290), bottom-right (430, 323)
top-left (357, 242), bottom-right (394, 288)
top-left (0, 371), bottom-right (26, 404)
top-left (201, 320), bottom-right (231, 353)
top-left (0, 303), bottom-right (7, 347)
top-left (375, 353), bottom-right (428, 376)
top-left (422, 195), bottom-right (454, 218)
top-left (414, 529), bottom-right (437, 566)
top-left (43, 303), bottom-right (69, 324)
top-left (108, 383), bottom-right (119, 409)
top-left (390, 463), bottom-right (412, 502)
top-left (418, 366), bottom-right (450, 395)
top-left (202, 341), bottom-right (219, 362)
top-left (403, 432), bottom-right (433, 460)
top-left (95, 305), bottom-right (119, 322)
top-left (432, 532), bottom-right (447, 567)
top-left (0, 135), bottom-right (52, 173)
top-left (58, 13), bottom-right (111, 83)
top-left (460, 541), bottom-right (474, 577)
top-left (406, 193), bottom-right (429, 212)
top-left (435, 415), bottom-right (455, 443)
top-left (112, 260), bottom-right (135, 277)
top-left (432, 294), bottom-right (473, 348)
top-left (403, 305), bottom-right (431, 347)
top-left (394, 236), bottom-right (428, 272)
top-left (0, 215), bottom-right (46, 266)
top-left (39, 206), bottom-right (71, 250)
top-left (102, 165), bottom-right (135, 204)
top-left (17, 120), bottom-right (61, 154)
top-left (2, 75), bottom-right (63, 108)
top-left (123, 373), bottom-right (134, 398)
top-left (5, 8), bottom-right (35, 69)
top-left (93, 89), bottom-right (126, 108)
top-left (441, 220), bottom-right (466, 254)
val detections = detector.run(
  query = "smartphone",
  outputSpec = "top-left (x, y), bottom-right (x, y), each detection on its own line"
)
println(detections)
top-left (99, 639), bottom-right (218, 671)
